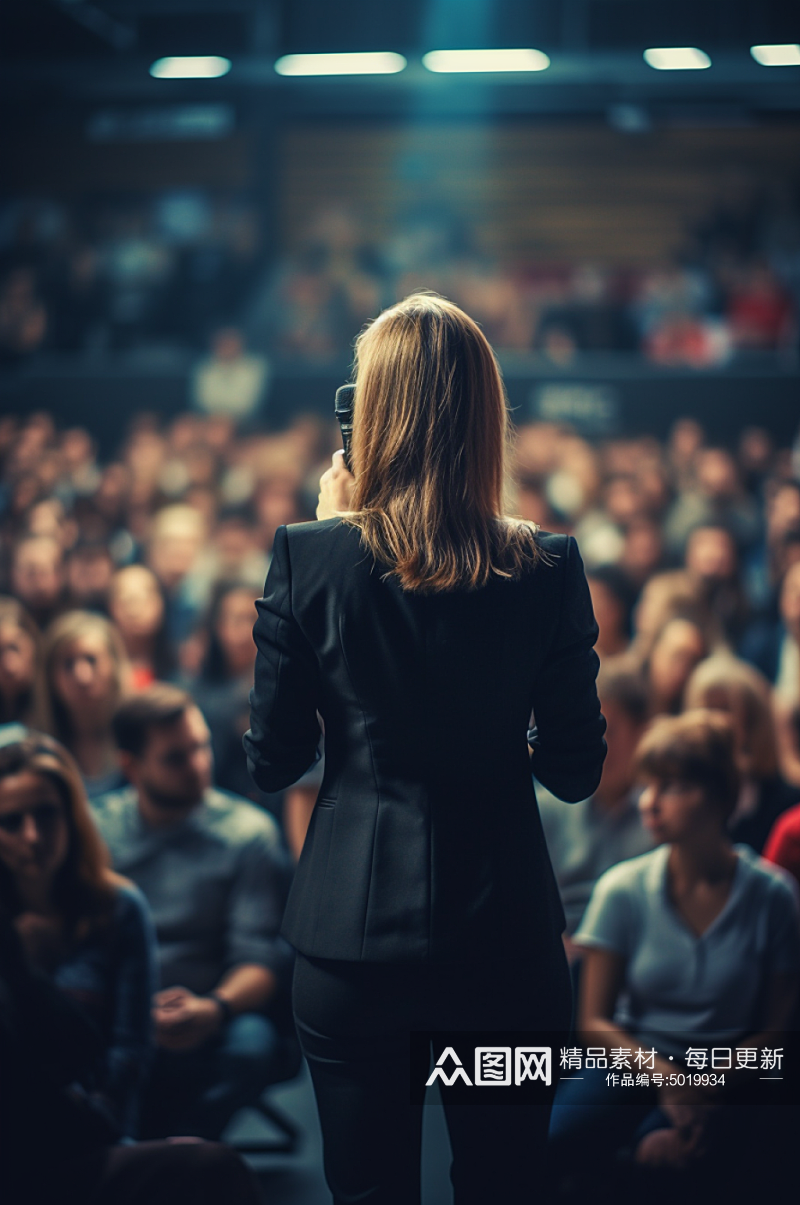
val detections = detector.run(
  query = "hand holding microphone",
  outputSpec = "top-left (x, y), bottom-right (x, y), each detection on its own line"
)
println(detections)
top-left (317, 451), bottom-right (355, 519)
top-left (317, 383), bottom-right (357, 519)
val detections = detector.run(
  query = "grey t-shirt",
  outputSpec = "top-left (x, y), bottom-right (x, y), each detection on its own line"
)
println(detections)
top-left (536, 782), bottom-right (653, 935)
top-left (92, 786), bottom-right (293, 995)
top-left (574, 843), bottom-right (800, 1060)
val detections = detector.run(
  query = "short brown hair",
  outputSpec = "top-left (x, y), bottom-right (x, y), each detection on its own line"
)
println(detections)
top-left (634, 709), bottom-right (740, 819)
top-left (113, 683), bottom-right (194, 758)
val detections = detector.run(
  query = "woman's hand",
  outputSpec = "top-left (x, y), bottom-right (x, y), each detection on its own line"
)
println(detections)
top-left (635, 1081), bottom-right (721, 1168)
top-left (317, 451), bottom-right (355, 520)
top-left (657, 1080), bottom-right (720, 1129)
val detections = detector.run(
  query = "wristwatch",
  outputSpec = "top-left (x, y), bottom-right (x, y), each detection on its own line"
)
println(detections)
top-left (207, 991), bottom-right (234, 1026)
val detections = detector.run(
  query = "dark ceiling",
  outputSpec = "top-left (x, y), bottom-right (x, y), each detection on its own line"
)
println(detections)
top-left (1, 0), bottom-right (798, 119)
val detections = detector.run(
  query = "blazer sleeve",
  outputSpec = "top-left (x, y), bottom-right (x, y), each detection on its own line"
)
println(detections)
top-left (244, 524), bottom-right (322, 793)
top-left (528, 535), bottom-right (606, 802)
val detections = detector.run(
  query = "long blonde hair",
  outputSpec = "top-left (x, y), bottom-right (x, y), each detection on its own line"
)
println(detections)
top-left (343, 293), bottom-right (539, 593)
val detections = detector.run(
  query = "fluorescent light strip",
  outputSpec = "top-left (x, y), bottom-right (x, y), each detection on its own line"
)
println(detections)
top-left (423, 48), bottom-right (550, 73)
top-left (150, 56), bottom-right (231, 79)
top-left (750, 44), bottom-right (800, 67)
top-left (275, 52), bottom-right (406, 76)
top-left (643, 47), bottom-right (711, 71)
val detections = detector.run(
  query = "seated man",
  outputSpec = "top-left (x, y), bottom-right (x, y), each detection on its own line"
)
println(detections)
top-left (535, 657), bottom-right (654, 958)
top-left (93, 683), bottom-right (294, 1140)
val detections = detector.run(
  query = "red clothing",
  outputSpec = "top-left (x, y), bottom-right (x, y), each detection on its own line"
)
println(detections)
top-left (130, 664), bottom-right (156, 692)
top-left (763, 802), bottom-right (800, 887)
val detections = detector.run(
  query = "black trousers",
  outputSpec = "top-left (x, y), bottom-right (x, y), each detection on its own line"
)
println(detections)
top-left (293, 939), bottom-right (572, 1205)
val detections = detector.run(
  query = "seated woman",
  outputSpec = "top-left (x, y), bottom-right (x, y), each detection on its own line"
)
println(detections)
top-left (188, 581), bottom-right (261, 801)
top-left (1, 899), bottom-right (262, 1205)
top-left (0, 597), bottom-right (44, 728)
top-left (550, 710), bottom-right (799, 1183)
top-left (685, 652), bottom-right (798, 852)
top-left (639, 615), bottom-right (710, 717)
top-left (107, 565), bottom-right (175, 692)
top-left (0, 729), bottom-right (156, 1137)
top-left (42, 611), bottom-right (131, 799)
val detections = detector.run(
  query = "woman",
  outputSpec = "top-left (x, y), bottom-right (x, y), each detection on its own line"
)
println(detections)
top-left (42, 611), bottom-right (130, 799)
top-left (245, 294), bottom-right (607, 1204)
top-left (0, 729), bottom-right (156, 1137)
top-left (641, 614), bottom-right (710, 717)
top-left (0, 596), bottom-right (44, 727)
top-left (585, 565), bottom-right (636, 660)
top-left (189, 581), bottom-right (261, 800)
top-left (685, 652), bottom-right (797, 852)
top-left (107, 564), bottom-right (174, 690)
top-left (550, 710), bottom-right (799, 1184)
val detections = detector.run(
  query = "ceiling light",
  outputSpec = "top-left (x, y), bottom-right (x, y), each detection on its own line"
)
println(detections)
top-left (422, 48), bottom-right (550, 73)
top-left (643, 47), bottom-right (711, 71)
top-left (274, 52), bottom-right (406, 76)
top-left (750, 44), bottom-right (800, 67)
top-left (150, 56), bottom-right (231, 79)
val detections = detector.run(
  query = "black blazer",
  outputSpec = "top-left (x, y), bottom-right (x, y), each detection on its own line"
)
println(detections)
top-left (245, 519), bottom-right (606, 963)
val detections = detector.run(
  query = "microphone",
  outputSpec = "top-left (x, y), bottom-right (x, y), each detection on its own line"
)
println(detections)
top-left (334, 384), bottom-right (355, 473)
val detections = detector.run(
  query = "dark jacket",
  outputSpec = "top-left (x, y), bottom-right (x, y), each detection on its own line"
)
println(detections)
top-left (244, 519), bottom-right (606, 963)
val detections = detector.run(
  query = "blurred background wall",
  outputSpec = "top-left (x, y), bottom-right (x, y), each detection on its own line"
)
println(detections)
top-left (1, 0), bottom-right (798, 447)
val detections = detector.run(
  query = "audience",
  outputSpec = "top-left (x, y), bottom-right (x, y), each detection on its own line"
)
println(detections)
top-left (550, 710), bottom-right (799, 1188)
top-left (684, 524), bottom-right (749, 645)
top-left (188, 581), bottom-right (262, 801)
top-left (0, 157), bottom-right (799, 1202)
top-left (92, 685), bottom-right (294, 1140)
top-left (0, 598), bottom-right (43, 726)
top-left (684, 653), bottom-right (798, 852)
top-left (638, 615), bottom-right (710, 717)
top-left (0, 908), bottom-right (263, 1205)
top-left (2, 185), bottom-right (797, 363)
top-left (42, 611), bottom-right (130, 799)
top-left (107, 565), bottom-right (175, 690)
top-left (0, 729), bottom-right (155, 1138)
top-left (536, 659), bottom-right (653, 955)
top-left (191, 327), bottom-right (269, 425)
top-left (10, 534), bottom-right (66, 630)
top-left (0, 360), bottom-right (800, 1191)
top-left (585, 566), bottom-right (636, 661)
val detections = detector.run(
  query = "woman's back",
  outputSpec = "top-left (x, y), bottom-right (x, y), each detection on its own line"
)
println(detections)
top-left (244, 294), bottom-right (604, 1205)
top-left (245, 518), bottom-right (605, 962)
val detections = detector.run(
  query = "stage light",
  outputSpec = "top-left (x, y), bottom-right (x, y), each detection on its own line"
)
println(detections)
top-left (274, 53), bottom-right (407, 76)
top-left (150, 56), bottom-right (231, 79)
top-left (643, 47), bottom-right (711, 71)
top-left (750, 44), bottom-right (800, 67)
top-left (422, 49), bottom-right (550, 73)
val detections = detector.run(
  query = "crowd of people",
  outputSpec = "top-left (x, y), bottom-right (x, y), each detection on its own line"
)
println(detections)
top-left (0, 398), bottom-right (799, 1201)
top-left (2, 179), bottom-right (798, 370)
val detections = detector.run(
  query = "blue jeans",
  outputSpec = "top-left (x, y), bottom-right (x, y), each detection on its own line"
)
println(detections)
top-left (549, 1067), bottom-right (668, 1165)
top-left (141, 1012), bottom-right (284, 1140)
